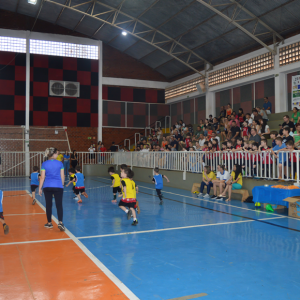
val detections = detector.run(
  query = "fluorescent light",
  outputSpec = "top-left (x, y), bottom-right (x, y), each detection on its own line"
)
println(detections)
top-left (122, 31), bottom-right (127, 36)
top-left (28, 0), bottom-right (37, 4)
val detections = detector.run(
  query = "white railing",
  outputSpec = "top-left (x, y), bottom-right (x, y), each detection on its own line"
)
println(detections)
top-left (77, 151), bottom-right (300, 185)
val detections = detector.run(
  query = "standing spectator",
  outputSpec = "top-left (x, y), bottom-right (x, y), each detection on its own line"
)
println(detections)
top-left (263, 97), bottom-right (272, 114)
top-left (38, 147), bottom-right (65, 231)
top-left (281, 115), bottom-right (296, 132)
top-left (226, 103), bottom-right (233, 116)
top-left (282, 127), bottom-right (294, 144)
top-left (221, 117), bottom-right (230, 141)
top-left (208, 115), bottom-right (214, 126)
top-left (219, 106), bottom-right (226, 119)
top-left (56, 150), bottom-right (64, 162)
top-left (249, 128), bottom-right (261, 144)
top-left (63, 151), bottom-right (70, 178)
top-left (238, 108), bottom-right (245, 124)
top-left (291, 107), bottom-right (300, 124)
top-left (156, 127), bottom-right (163, 140)
top-left (203, 119), bottom-right (210, 136)
top-left (294, 123), bottom-right (300, 149)
top-left (99, 143), bottom-right (107, 164)
top-left (88, 144), bottom-right (95, 164)
top-left (110, 142), bottom-right (118, 152)
top-left (271, 137), bottom-right (286, 179)
top-left (70, 150), bottom-right (78, 169)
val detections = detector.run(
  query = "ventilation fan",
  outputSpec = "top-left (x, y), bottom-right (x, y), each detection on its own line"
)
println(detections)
top-left (49, 80), bottom-right (80, 97)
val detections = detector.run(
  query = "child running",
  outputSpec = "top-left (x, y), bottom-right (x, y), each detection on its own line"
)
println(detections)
top-left (152, 167), bottom-right (170, 205)
top-left (30, 166), bottom-right (40, 205)
top-left (0, 190), bottom-right (9, 235)
top-left (118, 167), bottom-right (138, 226)
top-left (74, 166), bottom-right (88, 203)
top-left (108, 166), bottom-right (122, 203)
top-left (128, 169), bottom-right (140, 214)
top-left (66, 168), bottom-right (77, 200)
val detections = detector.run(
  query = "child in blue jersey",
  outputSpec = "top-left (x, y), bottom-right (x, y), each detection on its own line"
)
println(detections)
top-left (74, 166), bottom-right (88, 203)
top-left (0, 190), bottom-right (9, 235)
top-left (29, 166), bottom-right (40, 205)
top-left (152, 167), bottom-right (170, 205)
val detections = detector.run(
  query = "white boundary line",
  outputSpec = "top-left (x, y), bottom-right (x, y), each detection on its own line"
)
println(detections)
top-left (0, 238), bottom-right (72, 246)
top-left (25, 190), bottom-right (140, 300)
top-left (5, 213), bottom-right (45, 216)
top-left (97, 177), bottom-right (300, 220)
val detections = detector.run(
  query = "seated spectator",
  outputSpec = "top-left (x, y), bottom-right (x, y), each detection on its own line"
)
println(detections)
top-left (251, 120), bottom-right (261, 134)
top-left (281, 115), bottom-right (296, 132)
top-left (270, 131), bottom-right (278, 148)
top-left (249, 128), bottom-right (261, 144)
top-left (161, 136), bottom-right (168, 148)
top-left (238, 108), bottom-right (245, 124)
top-left (203, 119), bottom-right (210, 136)
top-left (171, 125), bottom-right (177, 135)
top-left (174, 130), bottom-right (183, 142)
top-left (294, 123), bottom-right (300, 149)
top-left (211, 165), bottom-right (230, 199)
top-left (242, 120), bottom-right (251, 138)
top-left (226, 103), bottom-right (233, 116)
top-left (198, 134), bottom-right (206, 148)
top-left (193, 126), bottom-right (203, 141)
top-left (252, 109), bottom-right (262, 123)
top-left (169, 136), bottom-right (179, 151)
top-left (229, 114), bottom-right (240, 127)
top-left (263, 97), bottom-right (272, 114)
top-left (279, 124), bottom-right (283, 136)
top-left (175, 122), bottom-right (181, 130)
top-left (282, 127), bottom-right (294, 144)
top-left (152, 135), bottom-right (158, 145)
top-left (188, 124), bottom-right (194, 135)
top-left (199, 119), bottom-right (205, 132)
top-left (182, 128), bottom-right (189, 139)
top-left (194, 141), bottom-right (202, 151)
top-left (156, 127), bottom-right (163, 140)
top-left (229, 121), bottom-right (241, 140)
top-left (208, 115), bottom-right (214, 126)
top-left (212, 117), bottom-right (220, 133)
top-left (291, 107), bottom-right (300, 124)
top-left (199, 165), bottom-right (216, 198)
top-left (211, 132), bottom-right (220, 148)
top-left (218, 164), bottom-right (243, 202)
top-left (179, 120), bottom-right (186, 128)
top-left (221, 117), bottom-right (230, 141)
top-left (271, 137), bottom-right (286, 179)
top-left (256, 107), bottom-right (268, 123)
top-left (245, 113), bottom-right (253, 125)
top-left (219, 106), bottom-right (226, 119)
top-left (259, 119), bottom-right (270, 136)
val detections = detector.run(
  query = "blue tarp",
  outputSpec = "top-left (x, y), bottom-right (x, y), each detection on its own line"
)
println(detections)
top-left (252, 185), bottom-right (300, 207)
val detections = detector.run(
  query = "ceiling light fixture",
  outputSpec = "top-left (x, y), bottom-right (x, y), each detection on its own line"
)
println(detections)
top-left (28, 0), bottom-right (37, 4)
top-left (122, 31), bottom-right (127, 36)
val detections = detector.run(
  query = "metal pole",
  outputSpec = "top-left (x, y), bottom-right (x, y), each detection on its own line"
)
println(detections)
top-left (25, 32), bottom-right (30, 177)
top-left (98, 40), bottom-right (103, 142)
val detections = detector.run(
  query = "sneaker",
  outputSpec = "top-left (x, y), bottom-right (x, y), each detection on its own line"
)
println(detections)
top-left (127, 210), bottom-right (132, 220)
top-left (216, 196), bottom-right (223, 200)
top-left (131, 220), bottom-right (138, 226)
top-left (73, 196), bottom-right (78, 200)
top-left (58, 223), bottom-right (65, 231)
top-left (82, 192), bottom-right (88, 198)
top-left (77, 199), bottom-right (82, 203)
top-left (210, 195), bottom-right (217, 199)
top-left (32, 199), bottom-right (36, 205)
top-left (44, 223), bottom-right (53, 229)
top-left (3, 224), bottom-right (9, 235)
top-left (197, 193), bottom-right (204, 198)
top-left (136, 201), bottom-right (141, 214)
top-left (159, 200), bottom-right (163, 205)
top-left (203, 194), bottom-right (210, 198)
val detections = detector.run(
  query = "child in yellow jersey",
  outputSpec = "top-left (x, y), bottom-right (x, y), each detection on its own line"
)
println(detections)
top-left (128, 170), bottom-right (140, 214)
top-left (108, 166), bottom-right (122, 202)
top-left (118, 167), bottom-right (138, 226)
top-left (66, 168), bottom-right (77, 200)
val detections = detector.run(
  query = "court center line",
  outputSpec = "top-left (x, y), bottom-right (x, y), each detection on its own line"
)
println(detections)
top-left (26, 190), bottom-right (140, 300)
top-left (97, 177), bottom-right (299, 220)
top-left (77, 216), bottom-right (286, 240)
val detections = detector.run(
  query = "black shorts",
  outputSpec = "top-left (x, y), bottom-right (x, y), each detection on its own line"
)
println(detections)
top-left (118, 200), bottom-right (136, 208)
top-left (72, 186), bottom-right (75, 193)
top-left (31, 185), bottom-right (38, 192)
top-left (113, 187), bottom-right (121, 194)
top-left (75, 187), bottom-right (85, 195)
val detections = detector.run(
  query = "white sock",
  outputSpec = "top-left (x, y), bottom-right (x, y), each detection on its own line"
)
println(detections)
top-left (125, 209), bottom-right (129, 213)
top-left (133, 218), bottom-right (137, 221)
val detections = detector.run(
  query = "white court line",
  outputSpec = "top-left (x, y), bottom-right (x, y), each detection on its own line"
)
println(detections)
top-left (0, 237), bottom-right (72, 246)
top-left (77, 216), bottom-right (287, 240)
top-left (25, 190), bottom-right (140, 300)
top-left (5, 213), bottom-right (45, 216)
top-left (97, 177), bottom-right (298, 219)
top-left (0, 186), bottom-right (31, 190)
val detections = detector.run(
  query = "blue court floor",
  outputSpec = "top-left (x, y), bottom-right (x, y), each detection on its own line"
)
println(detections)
top-left (1, 175), bottom-right (300, 300)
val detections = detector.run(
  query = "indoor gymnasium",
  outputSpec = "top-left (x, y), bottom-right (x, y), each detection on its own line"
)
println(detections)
top-left (1, 1), bottom-right (300, 299)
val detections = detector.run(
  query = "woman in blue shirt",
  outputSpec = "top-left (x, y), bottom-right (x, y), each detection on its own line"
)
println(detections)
top-left (63, 151), bottom-right (70, 178)
top-left (39, 147), bottom-right (65, 231)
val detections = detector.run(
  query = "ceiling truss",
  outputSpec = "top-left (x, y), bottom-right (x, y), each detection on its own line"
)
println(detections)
top-left (44, 0), bottom-right (212, 78)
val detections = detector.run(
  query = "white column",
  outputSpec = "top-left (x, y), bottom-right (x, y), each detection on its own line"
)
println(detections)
top-left (98, 40), bottom-right (103, 142)
top-left (205, 91), bottom-right (215, 118)
top-left (274, 54), bottom-right (288, 113)
top-left (25, 31), bottom-right (30, 176)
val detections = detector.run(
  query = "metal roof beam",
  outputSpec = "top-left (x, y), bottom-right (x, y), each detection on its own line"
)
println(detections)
top-left (72, 2), bottom-right (94, 32)
top-left (196, 0), bottom-right (276, 54)
top-left (54, 0), bottom-right (69, 25)
top-left (44, 0), bottom-right (209, 77)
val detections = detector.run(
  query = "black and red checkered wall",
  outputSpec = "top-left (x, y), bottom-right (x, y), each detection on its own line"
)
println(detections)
top-left (0, 50), bottom-right (167, 128)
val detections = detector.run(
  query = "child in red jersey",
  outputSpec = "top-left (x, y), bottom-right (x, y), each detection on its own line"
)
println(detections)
top-left (259, 139), bottom-right (273, 178)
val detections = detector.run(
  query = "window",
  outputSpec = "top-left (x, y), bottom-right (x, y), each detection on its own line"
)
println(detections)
top-left (208, 52), bottom-right (274, 87)
top-left (165, 77), bottom-right (205, 100)
top-left (279, 42), bottom-right (300, 66)
top-left (0, 36), bottom-right (26, 53)
top-left (30, 39), bottom-right (98, 59)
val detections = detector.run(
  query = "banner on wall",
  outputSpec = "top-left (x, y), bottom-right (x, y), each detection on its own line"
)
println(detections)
top-left (292, 75), bottom-right (300, 109)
